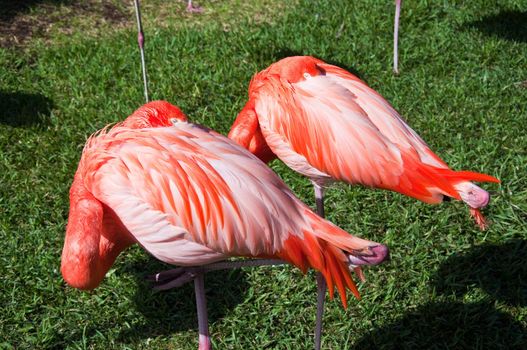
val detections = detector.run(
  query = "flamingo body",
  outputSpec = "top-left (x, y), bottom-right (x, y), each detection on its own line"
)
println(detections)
top-left (229, 56), bottom-right (499, 228)
top-left (61, 102), bottom-right (388, 306)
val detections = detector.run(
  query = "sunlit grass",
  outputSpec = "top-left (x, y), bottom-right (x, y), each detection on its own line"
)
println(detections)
top-left (0, 0), bottom-right (526, 348)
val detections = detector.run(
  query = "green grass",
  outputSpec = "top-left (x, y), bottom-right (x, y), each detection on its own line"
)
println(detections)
top-left (1, 0), bottom-right (526, 349)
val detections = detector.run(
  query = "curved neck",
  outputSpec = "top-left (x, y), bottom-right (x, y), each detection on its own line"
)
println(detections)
top-left (229, 101), bottom-right (276, 163)
top-left (61, 174), bottom-right (134, 290)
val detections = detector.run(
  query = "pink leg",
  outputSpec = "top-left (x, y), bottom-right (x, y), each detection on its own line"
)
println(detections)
top-left (393, 0), bottom-right (402, 74)
top-left (149, 259), bottom-right (288, 349)
top-left (195, 274), bottom-right (211, 350)
top-left (315, 272), bottom-right (326, 350)
top-left (187, 0), bottom-right (204, 13)
top-left (313, 183), bottom-right (326, 350)
top-left (132, 0), bottom-right (149, 102)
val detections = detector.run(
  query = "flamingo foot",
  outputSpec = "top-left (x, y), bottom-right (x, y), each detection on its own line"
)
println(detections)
top-left (147, 266), bottom-right (202, 290)
top-left (348, 244), bottom-right (390, 266)
top-left (186, 1), bottom-right (204, 13)
top-left (147, 259), bottom-right (287, 291)
top-left (187, 6), bottom-right (203, 13)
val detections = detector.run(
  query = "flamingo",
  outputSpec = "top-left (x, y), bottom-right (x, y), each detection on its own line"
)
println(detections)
top-left (61, 101), bottom-right (389, 349)
top-left (228, 55), bottom-right (500, 349)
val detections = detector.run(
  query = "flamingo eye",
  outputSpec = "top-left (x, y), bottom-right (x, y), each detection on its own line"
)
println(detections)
top-left (303, 72), bottom-right (311, 79)
top-left (170, 118), bottom-right (180, 125)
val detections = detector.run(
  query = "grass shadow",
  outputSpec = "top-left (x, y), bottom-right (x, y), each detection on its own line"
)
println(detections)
top-left (465, 10), bottom-right (527, 43)
top-left (434, 239), bottom-right (527, 306)
top-left (354, 240), bottom-right (527, 348)
top-left (0, 0), bottom-right (126, 48)
top-left (0, 91), bottom-right (53, 127)
top-left (353, 301), bottom-right (527, 349)
top-left (0, 0), bottom-right (72, 22)
top-left (116, 257), bottom-right (249, 342)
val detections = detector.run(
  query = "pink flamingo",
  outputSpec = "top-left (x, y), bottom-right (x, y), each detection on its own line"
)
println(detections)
top-left (61, 101), bottom-right (389, 349)
top-left (228, 56), bottom-right (500, 349)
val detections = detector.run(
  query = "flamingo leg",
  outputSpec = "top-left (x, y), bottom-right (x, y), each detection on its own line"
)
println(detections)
top-left (148, 259), bottom-right (288, 349)
top-left (133, 0), bottom-right (149, 102)
top-left (393, 0), bottom-right (402, 74)
top-left (195, 274), bottom-right (211, 350)
top-left (187, 0), bottom-right (204, 13)
top-left (149, 267), bottom-right (199, 290)
top-left (313, 183), bottom-right (326, 350)
top-left (148, 259), bottom-right (287, 290)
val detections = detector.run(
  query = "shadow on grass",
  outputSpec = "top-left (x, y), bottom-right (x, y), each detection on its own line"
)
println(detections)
top-left (435, 239), bottom-right (527, 306)
top-left (0, 0), bottom-right (127, 48)
top-left (354, 240), bottom-right (527, 348)
top-left (117, 257), bottom-right (249, 342)
top-left (0, 91), bottom-right (53, 127)
top-left (353, 301), bottom-right (526, 349)
top-left (465, 10), bottom-right (527, 43)
top-left (0, 0), bottom-right (72, 22)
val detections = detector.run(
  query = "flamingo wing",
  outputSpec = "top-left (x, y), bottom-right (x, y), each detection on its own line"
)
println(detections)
top-left (80, 123), bottom-right (315, 265)
top-left (319, 63), bottom-right (448, 168)
top-left (252, 69), bottom-right (410, 189)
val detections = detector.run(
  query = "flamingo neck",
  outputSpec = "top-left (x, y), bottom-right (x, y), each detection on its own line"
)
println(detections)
top-left (61, 176), bottom-right (134, 290)
top-left (229, 102), bottom-right (276, 163)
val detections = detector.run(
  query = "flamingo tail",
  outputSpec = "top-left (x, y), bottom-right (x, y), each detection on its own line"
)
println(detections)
top-left (279, 232), bottom-right (360, 309)
top-left (278, 212), bottom-right (388, 308)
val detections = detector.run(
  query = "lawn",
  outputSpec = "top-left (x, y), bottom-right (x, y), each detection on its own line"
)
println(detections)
top-left (1, 0), bottom-right (526, 349)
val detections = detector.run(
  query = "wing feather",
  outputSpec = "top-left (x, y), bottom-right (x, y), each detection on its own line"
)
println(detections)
top-left (321, 64), bottom-right (448, 168)
top-left (81, 124), bottom-right (312, 265)
top-left (254, 73), bottom-right (405, 188)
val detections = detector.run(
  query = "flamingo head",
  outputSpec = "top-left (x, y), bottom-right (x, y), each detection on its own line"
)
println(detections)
top-left (454, 181), bottom-right (493, 230)
top-left (122, 100), bottom-right (188, 129)
top-left (265, 56), bottom-right (325, 83)
top-left (61, 173), bottom-right (134, 290)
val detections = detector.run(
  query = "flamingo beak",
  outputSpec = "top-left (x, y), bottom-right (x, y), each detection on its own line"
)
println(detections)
top-left (348, 244), bottom-right (390, 266)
